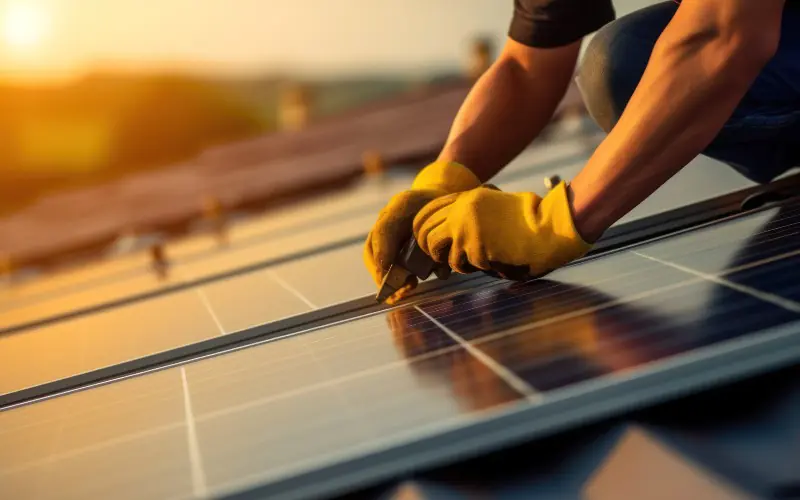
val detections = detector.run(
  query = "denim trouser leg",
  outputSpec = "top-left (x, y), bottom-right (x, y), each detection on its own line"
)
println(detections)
top-left (576, 2), bottom-right (800, 184)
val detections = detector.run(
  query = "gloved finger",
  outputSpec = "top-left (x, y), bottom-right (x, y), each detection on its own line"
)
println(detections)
top-left (448, 241), bottom-right (481, 275)
top-left (433, 265), bottom-right (452, 280)
top-left (487, 261), bottom-right (534, 281)
top-left (370, 190), bottom-right (443, 281)
top-left (363, 231), bottom-right (383, 285)
top-left (425, 223), bottom-right (453, 265)
top-left (413, 209), bottom-right (448, 257)
top-left (412, 193), bottom-right (458, 252)
top-left (371, 218), bottom-right (410, 280)
top-left (450, 252), bottom-right (481, 274)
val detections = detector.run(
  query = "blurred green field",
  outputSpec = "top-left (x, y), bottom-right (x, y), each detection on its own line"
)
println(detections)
top-left (0, 71), bottom-right (438, 216)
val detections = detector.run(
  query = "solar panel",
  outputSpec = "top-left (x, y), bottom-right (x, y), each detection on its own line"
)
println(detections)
top-left (0, 213), bottom-right (375, 334)
top-left (0, 290), bottom-right (222, 396)
top-left (268, 243), bottom-right (379, 309)
top-left (0, 252), bottom-right (159, 313)
top-left (0, 268), bottom-right (182, 332)
top-left (2, 197), bottom-right (799, 500)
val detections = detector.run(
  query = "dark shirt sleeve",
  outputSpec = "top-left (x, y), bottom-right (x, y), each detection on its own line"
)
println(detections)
top-left (509, 0), bottom-right (616, 48)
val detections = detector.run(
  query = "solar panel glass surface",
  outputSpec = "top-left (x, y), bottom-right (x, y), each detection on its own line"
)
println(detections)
top-left (0, 290), bottom-right (222, 396)
top-left (2, 199), bottom-right (799, 500)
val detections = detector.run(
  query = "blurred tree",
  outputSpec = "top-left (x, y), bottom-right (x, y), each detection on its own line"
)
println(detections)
top-left (0, 71), bottom-right (439, 217)
top-left (113, 74), bottom-right (264, 169)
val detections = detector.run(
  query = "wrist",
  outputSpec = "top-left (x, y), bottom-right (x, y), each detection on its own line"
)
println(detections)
top-left (566, 182), bottom-right (606, 244)
top-left (411, 160), bottom-right (481, 194)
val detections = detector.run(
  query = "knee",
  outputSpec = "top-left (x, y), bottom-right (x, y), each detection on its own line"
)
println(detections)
top-left (576, 4), bottom-right (673, 132)
top-left (576, 25), bottom-right (626, 133)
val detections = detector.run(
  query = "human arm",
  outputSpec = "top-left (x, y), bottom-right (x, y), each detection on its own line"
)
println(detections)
top-left (438, 37), bottom-right (582, 182)
top-left (413, 0), bottom-right (786, 281)
top-left (364, 36), bottom-right (583, 297)
top-left (569, 0), bottom-right (785, 243)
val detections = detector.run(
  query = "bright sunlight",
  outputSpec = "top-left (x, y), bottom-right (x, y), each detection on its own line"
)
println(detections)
top-left (2, 1), bottom-right (49, 49)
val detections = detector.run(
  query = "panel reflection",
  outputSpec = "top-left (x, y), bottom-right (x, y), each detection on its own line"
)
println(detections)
top-left (404, 257), bottom-right (798, 394)
top-left (638, 201), bottom-right (800, 275)
top-left (384, 306), bottom-right (524, 410)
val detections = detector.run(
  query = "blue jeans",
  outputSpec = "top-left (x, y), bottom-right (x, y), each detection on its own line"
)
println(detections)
top-left (576, 2), bottom-right (800, 184)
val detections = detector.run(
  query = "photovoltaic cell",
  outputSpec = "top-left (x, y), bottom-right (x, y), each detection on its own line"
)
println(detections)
top-left (0, 369), bottom-right (193, 500)
top-left (0, 211), bottom-right (375, 335)
top-left (0, 268), bottom-right (186, 333)
top-left (633, 203), bottom-right (800, 274)
top-left (268, 243), bottom-right (378, 309)
top-left (0, 290), bottom-right (221, 397)
top-left (0, 252), bottom-right (155, 312)
top-left (193, 270), bottom-right (314, 334)
top-left (431, 277), bottom-right (797, 393)
top-left (1, 200), bottom-right (799, 500)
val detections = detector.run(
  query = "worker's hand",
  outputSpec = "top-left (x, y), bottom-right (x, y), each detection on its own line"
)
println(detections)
top-left (412, 181), bottom-right (592, 280)
top-left (364, 160), bottom-right (481, 296)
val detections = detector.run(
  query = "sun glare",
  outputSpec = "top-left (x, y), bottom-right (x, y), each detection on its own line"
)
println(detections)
top-left (3, 2), bottom-right (49, 49)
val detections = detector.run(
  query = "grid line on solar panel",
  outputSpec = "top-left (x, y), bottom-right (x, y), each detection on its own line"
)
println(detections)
top-left (191, 346), bottom-right (524, 495)
top-left (0, 245), bottom-right (694, 405)
top-left (0, 371), bottom-right (180, 438)
top-left (422, 246), bottom-right (800, 360)
top-left (64, 254), bottom-right (680, 398)
top-left (0, 290), bottom-right (224, 397)
top-left (414, 306), bottom-right (541, 400)
top-left (268, 270), bottom-right (318, 309)
top-left (0, 201), bottom-right (792, 392)
top-left (640, 217), bottom-right (800, 265)
top-left (625, 202), bottom-right (800, 259)
top-left (727, 255), bottom-right (800, 307)
top-left (632, 252), bottom-right (800, 312)
top-left (0, 233), bottom-right (367, 336)
top-left (207, 402), bottom-right (510, 498)
top-left (195, 288), bottom-right (226, 335)
top-left (1, 204), bottom-right (800, 500)
top-left (184, 241), bottom-right (792, 488)
top-left (200, 358), bottom-right (531, 497)
top-left (472, 282), bottom-right (796, 391)
top-left (5, 204), bottom-right (800, 414)
top-left (523, 317), bottom-right (800, 405)
top-left (181, 367), bottom-right (209, 499)
top-left (573, 202), bottom-right (800, 268)
top-left (0, 177), bottom-right (405, 311)
top-left (0, 370), bottom-right (187, 475)
top-left (189, 345), bottom-right (469, 422)
top-left (415, 260), bottom-right (695, 332)
top-left (0, 421), bottom-right (184, 479)
top-left (206, 321), bottom-right (800, 499)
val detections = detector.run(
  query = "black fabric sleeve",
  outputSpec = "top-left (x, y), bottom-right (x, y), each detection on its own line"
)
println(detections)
top-left (509, 0), bottom-right (616, 48)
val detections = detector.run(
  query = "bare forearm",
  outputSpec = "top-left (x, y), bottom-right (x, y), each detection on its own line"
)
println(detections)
top-left (439, 39), bottom-right (581, 182)
top-left (570, 1), bottom-right (783, 242)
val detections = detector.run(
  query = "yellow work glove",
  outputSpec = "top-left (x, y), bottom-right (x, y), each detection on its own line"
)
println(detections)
top-left (412, 181), bottom-right (592, 281)
top-left (363, 160), bottom-right (481, 300)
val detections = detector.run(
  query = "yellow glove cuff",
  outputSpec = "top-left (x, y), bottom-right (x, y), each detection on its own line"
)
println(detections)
top-left (411, 160), bottom-right (481, 194)
top-left (535, 181), bottom-right (593, 267)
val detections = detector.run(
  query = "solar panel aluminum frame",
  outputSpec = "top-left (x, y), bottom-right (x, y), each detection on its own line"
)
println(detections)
top-left (2, 173), bottom-right (800, 411)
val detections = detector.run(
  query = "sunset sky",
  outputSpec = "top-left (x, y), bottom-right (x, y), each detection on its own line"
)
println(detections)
top-left (0, 0), bottom-right (650, 82)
